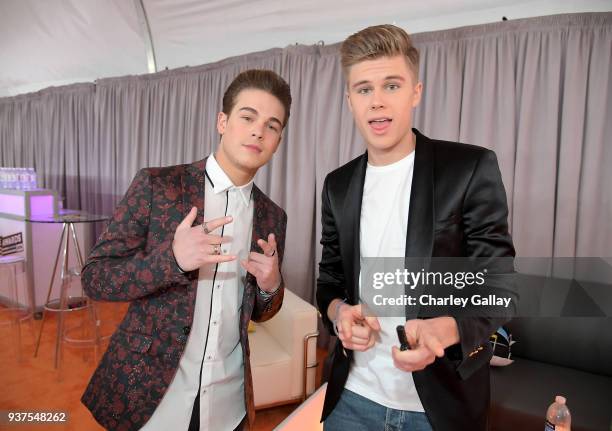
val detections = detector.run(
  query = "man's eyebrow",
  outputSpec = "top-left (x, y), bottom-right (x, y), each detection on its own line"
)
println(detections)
top-left (383, 75), bottom-right (406, 82)
top-left (351, 79), bottom-right (371, 89)
top-left (351, 75), bottom-right (406, 89)
top-left (238, 106), bottom-right (283, 127)
top-left (238, 106), bottom-right (258, 115)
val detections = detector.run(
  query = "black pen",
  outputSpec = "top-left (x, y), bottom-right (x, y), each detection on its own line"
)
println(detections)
top-left (396, 325), bottom-right (411, 351)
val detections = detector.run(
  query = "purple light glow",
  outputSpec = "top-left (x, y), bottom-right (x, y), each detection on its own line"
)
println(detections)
top-left (0, 194), bottom-right (25, 216)
top-left (29, 195), bottom-right (55, 216)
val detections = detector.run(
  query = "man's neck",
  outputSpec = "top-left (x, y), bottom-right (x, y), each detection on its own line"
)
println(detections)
top-left (367, 132), bottom-right (416, 166)
top-left (213, 150), bottom-right (255, 187)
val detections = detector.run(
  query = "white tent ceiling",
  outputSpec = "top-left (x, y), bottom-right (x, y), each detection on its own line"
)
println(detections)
top-left (1, 0), bottom-right (610, 97)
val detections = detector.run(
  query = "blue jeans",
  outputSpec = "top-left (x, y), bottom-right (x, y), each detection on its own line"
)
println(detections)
top-left (323, 389), bottom-right (433, 431)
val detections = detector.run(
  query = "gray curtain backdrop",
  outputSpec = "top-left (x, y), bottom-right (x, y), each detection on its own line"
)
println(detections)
top-left (1, 13), bottom-right (611, 320)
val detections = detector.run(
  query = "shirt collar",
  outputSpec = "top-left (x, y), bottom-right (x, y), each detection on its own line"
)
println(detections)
top-left (205, 154), bottom-right (253, 206)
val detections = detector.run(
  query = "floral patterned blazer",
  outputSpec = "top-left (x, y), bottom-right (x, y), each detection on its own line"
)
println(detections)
top-left (81, 158), bottom-right (286, 431)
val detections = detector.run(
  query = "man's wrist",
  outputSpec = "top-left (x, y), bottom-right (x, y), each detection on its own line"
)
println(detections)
top-left (330, 298), bottom-right (347, 336)
top-left (258, 278), bottom-right (281, 299)
top-left (327, 298), bottom-right (345, 320)
top-left (171, 246), bottom-right (187, 274)
top-left (433, 316), bottom-right (460, 347)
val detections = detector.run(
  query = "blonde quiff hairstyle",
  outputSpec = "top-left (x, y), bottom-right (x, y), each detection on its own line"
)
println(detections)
top-left (340, 24), bottom-right (420, 81)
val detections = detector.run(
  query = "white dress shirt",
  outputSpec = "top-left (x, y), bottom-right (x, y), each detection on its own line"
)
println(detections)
top-left (142, 154), bottom-right (253, 430)
top-left (345, 150), bottom-right (425, 412)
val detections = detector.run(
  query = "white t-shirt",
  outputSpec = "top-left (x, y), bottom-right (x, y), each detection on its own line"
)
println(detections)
top-left (344, 150), bottom-right (425, 412)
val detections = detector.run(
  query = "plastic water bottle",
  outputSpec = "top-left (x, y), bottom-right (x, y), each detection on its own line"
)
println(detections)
top-left (16, 168), bottom-right (25, 189)
top-left (8, 168), bottom-right (17, 189)
top-left (545, 395), bottom-right (571, 431)
top-left (27, 168), bottom-right (37, 189)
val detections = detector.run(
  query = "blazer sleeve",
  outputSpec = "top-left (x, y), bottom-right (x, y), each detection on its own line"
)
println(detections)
top-left (251, 208), bottom-right (287, 322)
top-left (452, 149), bottom-right (518, 380)
top-left (81, 169), bottom-right (192, 302)
top-left (316, 176), bottom-right (348, 334)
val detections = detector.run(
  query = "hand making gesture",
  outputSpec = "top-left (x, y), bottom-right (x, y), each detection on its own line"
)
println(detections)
top-left (240, 233), bottom-right (281, 293)
top-left (331, 301), bottom-right (381, 352)
top-left (392, 317), bottom-right (459, 372)
top-left (172, 207), bottom-right (236, 271)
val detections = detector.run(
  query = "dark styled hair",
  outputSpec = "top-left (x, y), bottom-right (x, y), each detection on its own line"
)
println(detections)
top-left (222, 69), bottom-right (292, 126)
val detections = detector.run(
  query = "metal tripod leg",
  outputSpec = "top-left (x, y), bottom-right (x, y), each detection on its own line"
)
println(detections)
top-left (69, 223), bottom-right (100, 362)
top-left (54, 223), bottom-right (71, 370)
top-left (34, 223), bottom-right (67, 358)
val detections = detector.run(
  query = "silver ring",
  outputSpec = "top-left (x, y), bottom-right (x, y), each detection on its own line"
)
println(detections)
top-left (212, 244), bottom-right (221, 255)
top-left (202, 222), bottom-right (210, 234)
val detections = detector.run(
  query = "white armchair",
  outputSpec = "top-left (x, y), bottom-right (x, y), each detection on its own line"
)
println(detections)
top-left (249, 288), bottom-right (319, 408)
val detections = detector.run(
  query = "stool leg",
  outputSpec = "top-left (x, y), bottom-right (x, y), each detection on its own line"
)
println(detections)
top-left (21, 262), bottom-right (35, 345)
top-left (0, 260), bottom-right (31, 362)
top-left (34, 224), bottom-right (67, 358)
top-left (71, 222), bottom-right (101, 363)
top-left (54, 226), bottom-right (70, 370)
top-left (12, 264), bottom-right (22, 362)
top-left (69, 223), bottom-right (84, 269)
top-left (56, 278), bottom-right (69, 380)
top-left (86, 298), bottom-right (101, 363)
top-left (17, 259), bottom-right (35, 343)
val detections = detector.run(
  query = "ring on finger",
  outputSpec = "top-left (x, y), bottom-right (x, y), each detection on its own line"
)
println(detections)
top-left (202, 222), bottom-right (210, 234)
top-left (212, 244), bottom-right (221, 255)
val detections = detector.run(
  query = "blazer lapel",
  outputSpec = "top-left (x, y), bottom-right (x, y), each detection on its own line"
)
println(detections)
top-left (241, 185), bottom-right (270, 337)
top-left (179, 158), bottom-right (207, 312)
top-left (182, 158), bottom-right (207, 225)
top-left (405, 129), bottom-right (435, 318)
top-left (248, 185), bottom-right (266, 289)
top-left (341, 153), bottom-right (368, 304)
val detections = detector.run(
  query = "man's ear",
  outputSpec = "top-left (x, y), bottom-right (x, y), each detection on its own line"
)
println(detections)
top-left (217, 111), bottom-right (228, 134)
top-left (412, 82), bottom-right (423, 108)
top-left (346, 91), bottom-right (353, 113)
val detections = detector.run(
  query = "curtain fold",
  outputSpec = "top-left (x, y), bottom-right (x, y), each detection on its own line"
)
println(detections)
top-left (1, 13), bottom-right (610, 311)
top-left (0, 83), bottom-right (95, 209)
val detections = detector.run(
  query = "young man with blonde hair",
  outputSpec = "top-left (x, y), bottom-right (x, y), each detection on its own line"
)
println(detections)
top-left (317, 25), bottom-right (515, 430)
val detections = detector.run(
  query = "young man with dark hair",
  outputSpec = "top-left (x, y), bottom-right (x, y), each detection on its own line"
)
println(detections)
top-left (317, 25), bottom-right (516, 430)
top-left (81, 69), bottom-right (291, 431)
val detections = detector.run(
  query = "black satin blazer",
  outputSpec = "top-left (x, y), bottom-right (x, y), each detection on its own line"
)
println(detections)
top-left (316, 129), bottom-right (516, 431)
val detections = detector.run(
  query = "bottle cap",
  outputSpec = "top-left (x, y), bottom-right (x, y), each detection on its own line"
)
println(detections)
top-left (555, 395), bottom-right (566, 404)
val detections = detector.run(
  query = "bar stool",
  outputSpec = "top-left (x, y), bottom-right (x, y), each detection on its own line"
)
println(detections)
top-left (30, 212), bottom-right (108, 374)
top-left (0, 255), bottom-right (34, 361)
top-left (56, 267), bottom-right (103, 377)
